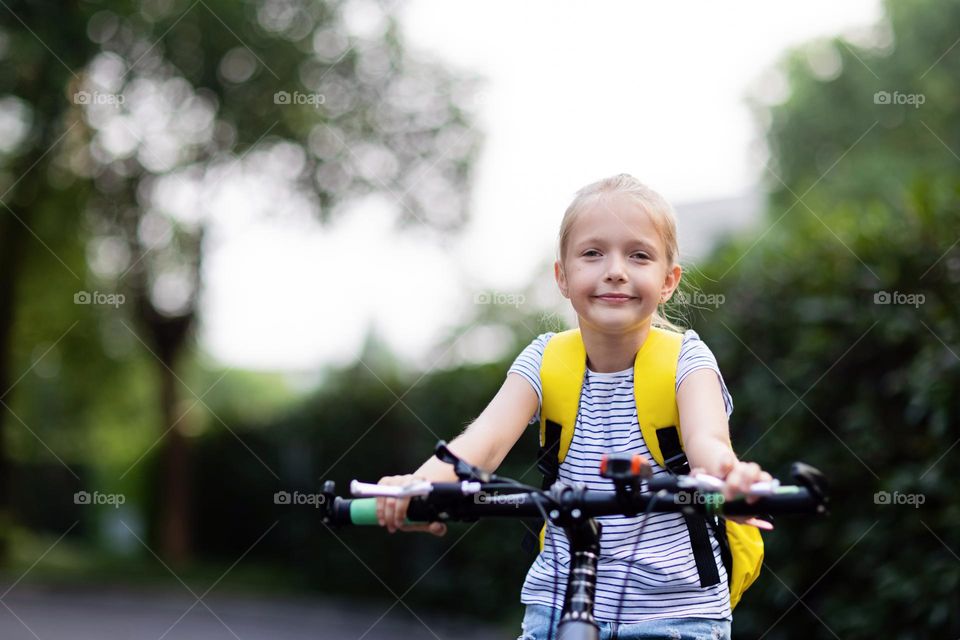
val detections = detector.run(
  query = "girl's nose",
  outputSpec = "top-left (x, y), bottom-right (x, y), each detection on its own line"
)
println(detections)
top-left (604, 257), bottom-right (627, 281)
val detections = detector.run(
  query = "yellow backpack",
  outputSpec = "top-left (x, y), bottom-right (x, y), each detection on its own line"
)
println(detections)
top-left (536, 327), bottom-right (763, 610)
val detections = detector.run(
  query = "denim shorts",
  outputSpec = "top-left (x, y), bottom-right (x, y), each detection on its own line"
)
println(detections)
top-left (517, 604), bottom-right (731, 640)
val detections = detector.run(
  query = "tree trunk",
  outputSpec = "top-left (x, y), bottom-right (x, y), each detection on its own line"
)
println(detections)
top-left (135, 290), bottom-right (196, 566)
top-left (157, 354), bottom-right (191, 566)
top-left (0, 204), bottom-right (27, 563)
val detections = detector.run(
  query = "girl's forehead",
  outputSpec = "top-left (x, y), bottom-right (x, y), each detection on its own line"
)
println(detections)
top-left (569, 194), bottom-right (663, 246)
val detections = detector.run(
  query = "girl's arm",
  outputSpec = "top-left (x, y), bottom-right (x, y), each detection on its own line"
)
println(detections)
top-left (415, 372), bottom-right (540, 478)
top-left (377, 372), bottom-right (539, 534)
top-left (676, 369), bottom-right (773, 502)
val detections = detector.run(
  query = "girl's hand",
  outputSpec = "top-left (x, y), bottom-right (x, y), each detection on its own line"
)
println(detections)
top-left (689, 464), bottom-right (775, 531)
top-left (721, 460), bottom-right (775, 530)
top-left (720, 460), bottom-right (773, 503)
top-left (375, 475), bottom-right (448, 537)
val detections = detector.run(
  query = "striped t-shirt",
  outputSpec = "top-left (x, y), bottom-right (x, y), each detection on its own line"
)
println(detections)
top-left (508, 329), bottom-right (735, 623)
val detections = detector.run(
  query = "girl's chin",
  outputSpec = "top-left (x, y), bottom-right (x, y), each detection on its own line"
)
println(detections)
top-left (571, 301), bottom-right (654, 325)
top-left (580, 313), bottom-right (649, 331)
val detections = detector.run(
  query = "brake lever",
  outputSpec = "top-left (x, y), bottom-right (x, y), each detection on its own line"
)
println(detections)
top-left (791, 462), bottom-right (830, 509)
top-left (666, 474), bottom-right (781, 496)
top-left (434, 440), bottom-right (492, 482)
top-left (350, 479), bottom-right (433, 498)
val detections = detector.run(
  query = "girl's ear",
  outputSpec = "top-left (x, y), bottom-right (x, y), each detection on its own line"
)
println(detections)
top-left (554, 260), bottom-right (569, 299)
top-left (660, 263), bottom-right (682, 303)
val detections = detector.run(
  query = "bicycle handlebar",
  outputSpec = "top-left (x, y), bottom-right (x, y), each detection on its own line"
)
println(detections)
top-left (320, 460), bottom-right (829, 527)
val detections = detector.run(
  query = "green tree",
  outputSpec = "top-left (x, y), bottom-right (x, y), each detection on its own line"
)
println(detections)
top-left (1, 0), bottom-right (481, 566)
top-left (0, 0), bottom-right (102, 562)
top-left (690, 0), bottom-right (960, 636)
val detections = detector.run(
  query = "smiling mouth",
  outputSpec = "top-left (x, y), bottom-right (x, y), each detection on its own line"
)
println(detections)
top-left (594, 295), bottom-right (634, 303)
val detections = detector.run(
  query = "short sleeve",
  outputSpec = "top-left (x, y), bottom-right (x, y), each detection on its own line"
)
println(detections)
top-left (676, 329), bottom-right (734, 417)
top-left (507, 332), bottom-right (555, 425)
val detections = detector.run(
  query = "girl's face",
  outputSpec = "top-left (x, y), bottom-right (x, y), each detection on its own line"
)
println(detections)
top-left (555, 192), bottom-right (681, 335)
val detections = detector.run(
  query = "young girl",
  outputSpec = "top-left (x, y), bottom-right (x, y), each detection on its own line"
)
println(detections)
top-left (375, 174), bottom-right (773, 640)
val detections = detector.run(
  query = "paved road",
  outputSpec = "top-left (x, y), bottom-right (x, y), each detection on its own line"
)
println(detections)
top-left (0, 585), bottom-right (510, 639)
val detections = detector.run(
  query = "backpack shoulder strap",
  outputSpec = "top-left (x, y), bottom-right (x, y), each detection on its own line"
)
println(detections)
top-left (657, 423), bottom-right (723, 588)
top-left (633, 326), bottom-right (684, 469)
top-left (527, 329), bottom-right (586, 553)
top-left (540, 329), bottom-right (586, 466)
top-left (634, 328), bottom-right (723, 589)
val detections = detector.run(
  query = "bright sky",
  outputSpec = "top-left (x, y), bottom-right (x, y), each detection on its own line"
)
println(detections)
top-left (199, 0), bottom-right (884, 372)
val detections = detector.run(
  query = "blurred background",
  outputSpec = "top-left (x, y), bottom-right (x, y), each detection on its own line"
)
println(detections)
top-left (1, 0), bottom-right (958, 637)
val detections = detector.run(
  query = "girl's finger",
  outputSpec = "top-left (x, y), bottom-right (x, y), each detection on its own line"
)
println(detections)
top-left (745, 517), bottom-right (773, 530)
top-left (394, 497), bottom-right (409, 530)
top-left (399, 522), bottom-right (448, 536)
top-left (376, 476), bottom-right (399, 528)
top-left (383, 497), bottom-right (396, 533)
top-left (723, 468), bottom-right (743, 500)
top-left (725, 514), bottom-right (774, 530)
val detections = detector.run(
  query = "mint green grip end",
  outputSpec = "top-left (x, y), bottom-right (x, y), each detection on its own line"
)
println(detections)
top-left (350, 498), bottom-right (380, 525)
top-left (349, 498), bottom-right (414, 526)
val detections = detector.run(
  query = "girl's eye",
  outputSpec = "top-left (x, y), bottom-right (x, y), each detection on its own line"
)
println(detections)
top-left (583, 250), bottom-right (601, 257)
top-left (632, 252), bottom-right (651, 260)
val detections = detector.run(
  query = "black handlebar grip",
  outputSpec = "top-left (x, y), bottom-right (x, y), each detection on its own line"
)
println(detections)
top-left (647, 476), bottom-right (679, 492)
top-left (405, 498), bottom-right (441, 523)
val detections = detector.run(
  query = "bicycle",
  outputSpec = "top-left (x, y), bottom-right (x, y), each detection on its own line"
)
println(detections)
top-left (319, 442), bottom-right (830, 640)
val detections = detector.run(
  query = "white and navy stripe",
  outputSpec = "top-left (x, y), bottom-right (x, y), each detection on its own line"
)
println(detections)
top-left (508, 329), bottom-right (734, 623)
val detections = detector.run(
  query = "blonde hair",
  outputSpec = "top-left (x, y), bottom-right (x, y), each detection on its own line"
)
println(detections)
top-left (557, 173), bottom-right (686, 332)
